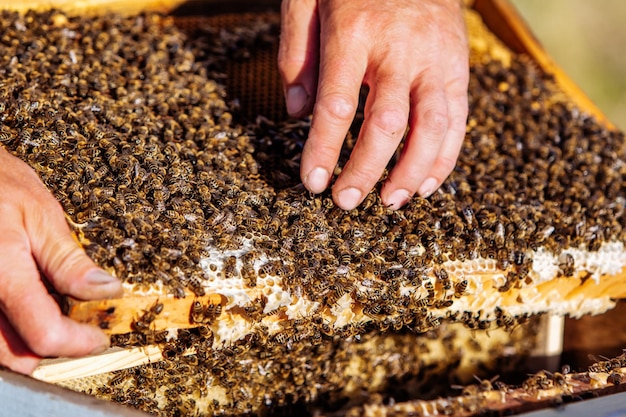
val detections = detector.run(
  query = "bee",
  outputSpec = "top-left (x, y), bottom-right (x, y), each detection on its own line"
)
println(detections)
top-left (477, 374), bottom-right (500, 392)
top-left (494, 222), bottom-right (506, 247)
top-left (222, 255), bottom-right (238, 279)
top-left (197, 323), bottom-right (214, 338)
top-left (170, 285), bottom-right (186, 299)
top-left (433, 267), bottom-right (451, 290)
top-left (453, 279), bottom-right (468, 298)
top-left (203, 303), bottom-right (223, 323)
top-left (513, 215), bottom-right (530, 236)
top-left (324, 281), bottom-right (352, 305)
top-left (340, 322), bottom-right (366, 339)
top-left (522, 370), bottom-right (552, 395)
top-left (498, 271), bottom-right (517, 293)
top-left (494, 306), bottom-right (514, 330)
top-left (425, 315), bottom-right (441, 330)
top-left (0, 126), bottom-right (12, 143)
top-left (424, 281), bottom-right (435, 299)
top-left (477, 319), bottom-right (491, 331)
top-left (188, 276), bottom-right (206, 297)
top-left (496, 248), bottom-right (510, 270)
top-left (258, 262), bottom-right (273, 278)
top-left (407, 269), bottom-right (422, 287)
top-left (434, 299), bottom-right (453, 308)
top-left (164, 210), bottom-right (184, 224)
top-left (608, 372), bottom-right (622, 385)
top-left (558, 364), bottom-right (571, 376)
top-left (70, 191), bottom-right (84, 206)
top-left (408, 295), bottom-right (430, 311)
top-left (320, 321), bottom-right (334, 337)
top-left (558, 253), bottom-right (575, 277)
top-left (273, 330), bottom-right (292, 345)
top-left (189, 300), bottom-right (206, 324)
top-left (462, 311), bottom-right (480, 331)
top-left (108, 370), bottom-right (131, 386)
top-left (513, 250), bottom-right (526, 266)
top-left (176, 399), bottom-right (197, 416)
top-left (145, 329), bottom-right (169, 345)
top-left (461, 205), bottom-right (475, 226)
top-left (131, 316), bottom-right (151, 333)
top-left (517, 262), bottom-right (531, 282)
top-left (338, 251), bottom-right (351, 265)
top-left (240, 262), bottom-right (256, 285)
top-left (477, 210), bottom-right (497, 228)
top-left (548, 369), bottom-right (570, 390)
top-left (111, 332), bottom-right (144, 347)
top-left (453, 374), bottom-right (499, 396)
top-left (362, 304), bottom-right (383, 317)
top-left (164, 387), bottom-right (181, 402)
top-left (149, 301), bottom-right (164, 316)
top-left (588, 354), bottom-right (620, 373)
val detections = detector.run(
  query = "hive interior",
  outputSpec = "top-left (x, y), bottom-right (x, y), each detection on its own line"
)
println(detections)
top-left (0, 5), bottom-right (625, 416)
top-left (333, 349), bottom-right (626, 417)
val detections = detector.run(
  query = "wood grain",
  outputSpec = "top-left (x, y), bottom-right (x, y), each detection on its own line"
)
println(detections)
top-left (32, 346), bottom-right (165, 383)
top-left (64, 293), bottom-right (225, 334)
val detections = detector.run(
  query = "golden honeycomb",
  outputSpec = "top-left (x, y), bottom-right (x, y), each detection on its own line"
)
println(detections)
top-left (0, 4), bottom-right (624, 416)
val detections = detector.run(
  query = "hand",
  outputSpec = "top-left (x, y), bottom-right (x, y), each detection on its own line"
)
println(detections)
top-left (0, 147), bottom-right (122, 374)
top-left (279, 0), bottom-right (469, 210)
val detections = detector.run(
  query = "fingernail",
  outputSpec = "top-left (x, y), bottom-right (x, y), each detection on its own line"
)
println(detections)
top-left (418, 177), bottom-right (439, 198)
top-left (336, 187), bottom-right (362, 210)
top-left (386, 189), bottom-right (411, 209)
top-left (305, 167), bottom-right (330, 193)
top-left (86, 270), bottom-right (118, 285)
top-left (286, 85), bottom-right (308, 116)
top-left (85, 270), bottom-right (123, 297)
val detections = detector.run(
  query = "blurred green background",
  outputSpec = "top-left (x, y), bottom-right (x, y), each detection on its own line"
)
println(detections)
top-left (510, 0), bottom-right (626, 131)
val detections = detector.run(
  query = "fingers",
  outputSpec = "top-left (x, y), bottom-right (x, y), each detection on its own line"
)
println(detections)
top-left (0, 311), bottom-right (40, 374)
top-left (300, 11), bottom-right (367, 195)
top-left (0, 150), bottom-right (117, 367)
top-left (25, 195), bottom-right (123, 301)
top-left (382, 51), bottom-right (469, 209)
top-left (332, 71), bottom-right (410, 209)
top-left (381, 69), bottom-right (449, 207)
top-left (425, 73), bottom-right (469, 184)
top-left (0, 219), bottom-right (111, 359)
top-left (293, 0), bottom-right (469, 209)
top-left (278, 0), bottom-right (320, 117)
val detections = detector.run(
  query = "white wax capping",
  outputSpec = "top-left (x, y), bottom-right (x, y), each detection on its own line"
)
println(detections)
top-left (190, 239), bottom-right (624, 346)
top-left (331, 293), bottom-right (355, 328)
top-left (532, 242), bottom-right (626, 284)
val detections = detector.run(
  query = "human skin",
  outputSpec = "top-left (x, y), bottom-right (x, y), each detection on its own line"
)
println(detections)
top-left (279, 0), bottom-right (469, 210)
top-left (0, 147), bottom-right (122, 374)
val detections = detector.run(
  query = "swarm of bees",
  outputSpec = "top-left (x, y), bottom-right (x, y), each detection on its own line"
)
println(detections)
top-left (1, 6), bottom-right (625, 417)
top-left (338, 352), bottom-right (626, 417)
top-left (78, 320), bottom-right (537, 417)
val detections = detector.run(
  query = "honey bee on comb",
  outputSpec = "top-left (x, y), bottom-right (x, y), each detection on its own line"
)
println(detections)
top-left (3, 4), bottom-right (626, 417)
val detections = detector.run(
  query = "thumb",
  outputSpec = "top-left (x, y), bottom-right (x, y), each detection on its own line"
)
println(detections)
top-left (278, 0), bottom-right (320, 117)
top-left (26, 198), bottom-right (122, 301)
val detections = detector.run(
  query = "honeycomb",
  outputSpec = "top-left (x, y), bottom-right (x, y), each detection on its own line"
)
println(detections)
top-left (58, 321), bottom-right (539, 415)
top-left (0, 5), bottom-right (624, 416)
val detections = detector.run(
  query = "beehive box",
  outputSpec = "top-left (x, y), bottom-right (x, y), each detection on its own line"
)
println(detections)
top-left (0, 0), bottom-right (625, 416)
